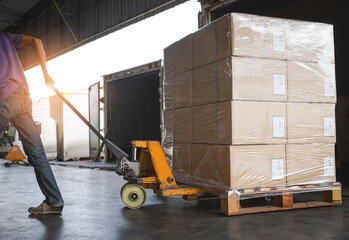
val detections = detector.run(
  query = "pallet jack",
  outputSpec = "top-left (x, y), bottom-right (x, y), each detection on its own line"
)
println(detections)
top-left (52, 86), bottom-right (206, 209)
top-left (1, 128), bottom-right (28, 167)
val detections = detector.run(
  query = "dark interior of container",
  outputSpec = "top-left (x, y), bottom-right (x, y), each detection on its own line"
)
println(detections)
top-left (106, 70), bottom-right (161, 161)
top-left (210, 0), bottom-right (349, 186)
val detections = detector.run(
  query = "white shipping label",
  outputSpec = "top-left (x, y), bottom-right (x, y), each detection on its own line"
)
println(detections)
top-left (272, 158), bottom-right (285, 180)
top-left (324, 77), bottom-right (335, 97)
top-left (323, 156), bottom-right (335, 177)
top-left (273, 74), bottom-right (286, 95)
top-left (273, 116), bottom-right (285, 138)
top-left (273, 32), bottom-right (286, 52)
top-left (323, 117), bottom-right (335, 137)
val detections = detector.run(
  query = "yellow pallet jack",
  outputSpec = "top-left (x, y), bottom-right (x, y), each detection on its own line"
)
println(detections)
top-left (2, 129), bottom-right (28, 167)
top-left (52, 86), bottom-right (207, 209)
top-left (119, 141), bottom-right (207, 209)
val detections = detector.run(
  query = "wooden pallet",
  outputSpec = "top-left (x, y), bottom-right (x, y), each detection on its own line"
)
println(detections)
top-left (219, 182), bottom-right (342, 216)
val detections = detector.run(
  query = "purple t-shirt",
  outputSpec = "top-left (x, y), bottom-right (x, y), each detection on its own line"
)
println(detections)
top-left (0, 32), bottom-right (29, 100)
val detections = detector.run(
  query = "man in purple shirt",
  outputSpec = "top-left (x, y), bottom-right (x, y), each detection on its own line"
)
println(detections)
top-left (0, 32), bottom-right (64, 215)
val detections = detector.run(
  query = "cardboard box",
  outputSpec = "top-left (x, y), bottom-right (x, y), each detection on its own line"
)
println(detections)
top-left (287, 61), bottom-right (336, 103)
top-left (192, 22), bottom-right (216, 69)
top-left (174, 107), bottom-right (191, 143)
top-left (163, 76), bottom-right (174, 110)
top-left (227, 101), bottom-right (286, 145)
top-left (189, 144), bottom-right (286, 189)
top-left (191, 101), bottom-right (286, 145)
top-left (162, 142), bottom-right (174, 169)
top-left (227, 144), bottom-right (287, 189)
top-left (173, 144), bottom-right (190, 175)
top-left (286, 143), bottom-right (336, 185)
top-left (217, 13), bottom-right (334, 62)
top-left (164, 71), bottom-right (191, 109)
top-left (216, 13), bottom-right (288, 61)
top-left (191, 57), bottom-right (287, 106)
top-left (287, 103), bottom-right (336, 143)
top-left (191, 103), bottom-right (216, 144)
top-left (190, 144), bottom-right (221, 186)
top-left (219, 57), bottom-right (287, 102)
top-left (164, 35), bottom-right (192, 77)
top-left (174, 35), bottom-right (192, 75)
top-left (287, 20), bottom-right (334, 63)
top-left (164, 43), bottom-right (175, 79)
top-left (174, 71), bottom-right (192, 108)
top-left (163, 109), bottom-right (174, 143)
top-left (191, 62), bottom-right (217, 106)
top-left (192, 13), bottom-right (289, 69)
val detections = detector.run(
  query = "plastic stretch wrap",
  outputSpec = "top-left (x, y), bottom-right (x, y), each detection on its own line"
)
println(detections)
top-left (163, 109), bottom-right (174, 143)
top-left (191, 13), bottom-right (334, 69)
top-left (171, 143), bottom-right (337, 192)
top-left (164, 47), bottom-right (335, 112)
top-left (287, 61), bottom-right (336, 103)
top-left (162, 12), bottom-right (337, 193)
top-left (190, 101), bottom-right (286, 145)
top-left (287, 103), bottom-right (336, 143)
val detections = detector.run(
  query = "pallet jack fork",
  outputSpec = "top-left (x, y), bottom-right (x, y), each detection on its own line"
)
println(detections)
top-left (2, 129), bottom-right (28, 167)
top-left (119, 141), bottom-right (206, 209)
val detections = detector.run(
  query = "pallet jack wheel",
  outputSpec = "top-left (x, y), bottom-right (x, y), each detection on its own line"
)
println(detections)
top-left (121, 183), bottom-right (146, 209)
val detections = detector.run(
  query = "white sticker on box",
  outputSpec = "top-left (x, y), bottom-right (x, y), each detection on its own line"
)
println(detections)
top-left (324, 156), bottom-right (335, 177)
top-left (272, 158), bottom-right (285, 180)
top-left (273, 32), bottom-right (286, 52)
top-left (273, 116), bottom-right (285, 138)
top-left (324, 77), bottom-right (335, 97)
top-left (323, 117), bottom-right (335, 137)
top-left (273, 74), bottom-right (286, 95)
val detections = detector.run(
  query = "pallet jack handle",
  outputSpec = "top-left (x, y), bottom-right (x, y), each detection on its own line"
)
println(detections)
top-left (51, 86), bottom-right (129, 160)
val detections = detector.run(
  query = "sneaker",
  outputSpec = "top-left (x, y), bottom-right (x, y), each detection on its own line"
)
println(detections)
top-left (28, 201), bottom-right (64, 215)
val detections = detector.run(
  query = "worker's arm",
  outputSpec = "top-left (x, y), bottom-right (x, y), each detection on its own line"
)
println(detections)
top-left (21, 35), bottom-right (55, 88)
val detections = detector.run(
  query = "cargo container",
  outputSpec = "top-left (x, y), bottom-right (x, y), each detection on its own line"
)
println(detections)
top-left (102, 60), bottom-right (163, 162)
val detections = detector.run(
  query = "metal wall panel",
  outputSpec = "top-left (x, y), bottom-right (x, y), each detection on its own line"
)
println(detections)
top-left (5, 0), bottom-right (188, 70)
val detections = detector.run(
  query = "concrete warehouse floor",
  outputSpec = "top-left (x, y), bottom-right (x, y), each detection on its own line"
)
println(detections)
top-left (0, 159), bottom-right (348, 240)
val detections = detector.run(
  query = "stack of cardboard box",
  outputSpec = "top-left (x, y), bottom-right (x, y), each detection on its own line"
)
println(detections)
top-left (163, 13), bottom-right (336, 190)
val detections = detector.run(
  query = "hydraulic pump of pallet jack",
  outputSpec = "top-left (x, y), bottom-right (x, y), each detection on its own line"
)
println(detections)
top-left (115, 148), bottom-right (140, 177)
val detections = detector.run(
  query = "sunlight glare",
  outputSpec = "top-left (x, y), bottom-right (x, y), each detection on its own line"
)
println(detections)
top-left (24, 0), bottom-right (201, 100)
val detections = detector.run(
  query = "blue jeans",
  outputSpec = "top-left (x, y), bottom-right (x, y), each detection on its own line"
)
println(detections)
top-left (0, 87), bottom-right (64, 207)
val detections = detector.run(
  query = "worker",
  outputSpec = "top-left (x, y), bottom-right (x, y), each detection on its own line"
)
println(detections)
top-left (0, 32), bottom-right (64, 215)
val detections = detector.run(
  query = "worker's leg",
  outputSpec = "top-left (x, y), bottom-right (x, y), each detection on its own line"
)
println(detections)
top-left (0, 94), bottom-right (15, 132)
top-left (21, 140), bottom-right (63, 206)
top-left (11, 89), bottom-right (63, 207)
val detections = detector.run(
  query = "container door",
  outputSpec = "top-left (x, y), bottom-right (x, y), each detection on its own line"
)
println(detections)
top-left (88, 82), bottom-right (100, 161)
top-left (104, 60), bottom-right (162, 161)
